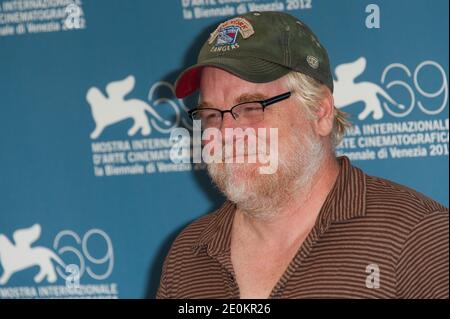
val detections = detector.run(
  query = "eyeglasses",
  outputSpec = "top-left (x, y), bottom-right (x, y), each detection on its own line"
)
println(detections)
top-left (188, 91), bottom-right (292, 129)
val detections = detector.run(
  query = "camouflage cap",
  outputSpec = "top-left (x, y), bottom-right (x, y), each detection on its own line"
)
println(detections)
top-left (175, 11), bottom-right (333, 98)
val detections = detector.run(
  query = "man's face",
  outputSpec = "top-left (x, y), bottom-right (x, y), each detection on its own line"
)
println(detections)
top-left (199, 67), bottom-right (325, 217)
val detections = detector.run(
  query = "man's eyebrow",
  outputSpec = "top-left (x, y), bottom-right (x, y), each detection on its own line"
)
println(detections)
top-left (197, 101), bottom-right (214, 109)
top-left (236, 93), bottom-right (268, 103)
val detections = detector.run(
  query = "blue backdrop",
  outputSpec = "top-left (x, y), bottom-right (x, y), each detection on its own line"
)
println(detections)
top-left (0, 0), bottom-right (448, 298)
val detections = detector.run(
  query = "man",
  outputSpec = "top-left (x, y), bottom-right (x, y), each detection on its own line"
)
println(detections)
top-left (157, 11), bottom-right (448, 299)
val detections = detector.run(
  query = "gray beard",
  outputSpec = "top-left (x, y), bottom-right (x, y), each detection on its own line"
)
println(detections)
top-left (207, 130), bottom-right (325, 220)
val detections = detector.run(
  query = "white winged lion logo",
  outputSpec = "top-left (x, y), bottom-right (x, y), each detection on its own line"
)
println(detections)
top-left (87, 75), bottom-right (171, 139)
top-left (0, 224), bottom-right (65, 285)
top-left (333, 57), bottom-right (405, 120)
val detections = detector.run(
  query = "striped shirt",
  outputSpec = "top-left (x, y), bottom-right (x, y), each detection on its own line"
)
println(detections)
top-left (157, 156), bottom-right (449, 299)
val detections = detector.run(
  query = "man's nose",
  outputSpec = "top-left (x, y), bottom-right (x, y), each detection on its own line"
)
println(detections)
top-left (219, 111), bottom-right (239, 132)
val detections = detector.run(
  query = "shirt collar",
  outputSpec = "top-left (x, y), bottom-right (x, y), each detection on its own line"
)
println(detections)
top-left (192, 156), bottom-right (367, 256)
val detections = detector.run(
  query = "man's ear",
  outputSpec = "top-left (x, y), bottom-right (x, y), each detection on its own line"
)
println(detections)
top-left (313, 89), bottom-right (334, 137)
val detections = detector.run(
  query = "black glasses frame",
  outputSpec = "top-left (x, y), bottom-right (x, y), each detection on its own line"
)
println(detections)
top-left (188, 91), bottom-right (292, 121)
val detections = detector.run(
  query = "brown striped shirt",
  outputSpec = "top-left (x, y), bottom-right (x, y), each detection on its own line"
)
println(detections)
top-left (157, 156), bottom-right (449, 299)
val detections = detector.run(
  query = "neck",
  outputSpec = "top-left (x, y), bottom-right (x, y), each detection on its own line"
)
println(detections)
top-left (235, 154), bottom-right (340, 249)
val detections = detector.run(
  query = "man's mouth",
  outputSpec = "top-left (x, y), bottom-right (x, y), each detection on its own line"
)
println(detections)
top-left (223, 152), bottom-right (266, 161)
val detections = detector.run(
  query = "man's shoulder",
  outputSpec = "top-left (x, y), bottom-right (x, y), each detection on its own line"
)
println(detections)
top-left (364, 172), bottom-right (448, 221)
top-left (362, 175), bottom-right (450, 298)
top-left (173, 210), bottom-right (218, 247)
top-left (167, 202), bottom-right (232, 255)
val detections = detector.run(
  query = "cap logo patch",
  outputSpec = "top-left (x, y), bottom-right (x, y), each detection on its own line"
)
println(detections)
top-left (217, 26), bottom-right (239, 46)
top-left (307, 55), bottom-right (319, 69)
top-left (208, 17), bottom-right (254, 52)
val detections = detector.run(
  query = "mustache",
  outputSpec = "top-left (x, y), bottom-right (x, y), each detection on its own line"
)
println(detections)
top-left (206, 138), bottom-right (272, 159)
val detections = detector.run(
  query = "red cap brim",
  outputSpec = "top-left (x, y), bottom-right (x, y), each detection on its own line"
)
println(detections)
top-left (174, 65), bottom-right (204, 98)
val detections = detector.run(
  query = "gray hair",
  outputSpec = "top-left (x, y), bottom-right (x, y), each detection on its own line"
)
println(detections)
top-left (284, 71), bottom-right (352, 146)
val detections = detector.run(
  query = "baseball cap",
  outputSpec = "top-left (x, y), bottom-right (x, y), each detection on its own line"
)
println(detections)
top-left (174, 11), bottom-right (333, 98)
